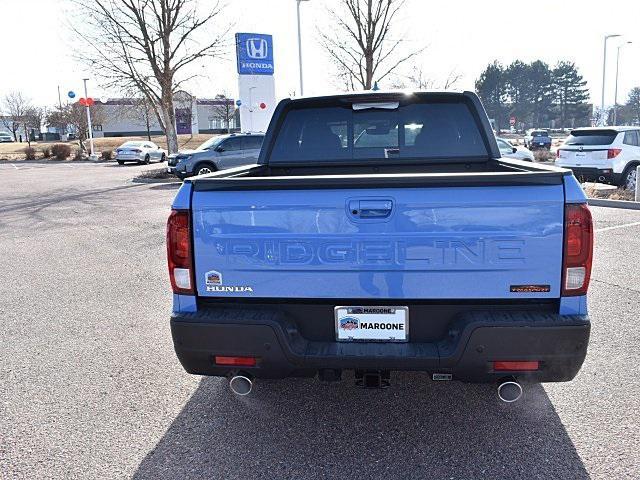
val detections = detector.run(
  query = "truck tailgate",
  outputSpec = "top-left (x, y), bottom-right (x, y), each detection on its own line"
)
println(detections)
top-left (191, 185), bottom-right (564, 299)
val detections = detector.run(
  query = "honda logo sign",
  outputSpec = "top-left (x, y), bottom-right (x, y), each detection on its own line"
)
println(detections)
top-left (246, 38), bottom-right (268, 59)
top-left (236, 33), bottom-right (274, 75)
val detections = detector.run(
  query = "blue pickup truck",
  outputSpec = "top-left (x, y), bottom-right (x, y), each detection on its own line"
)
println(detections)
top-left (167, 91), bottom-right (593, 402)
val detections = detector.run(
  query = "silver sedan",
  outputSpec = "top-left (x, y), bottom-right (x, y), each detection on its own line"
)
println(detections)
top-left (496, 137), bottom-right (535, 162)
top-left (115, 141), bottom-right (166, 165)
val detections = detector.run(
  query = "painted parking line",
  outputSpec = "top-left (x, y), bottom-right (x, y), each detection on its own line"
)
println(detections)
top-left (596, 221), bottom-right (640, 233)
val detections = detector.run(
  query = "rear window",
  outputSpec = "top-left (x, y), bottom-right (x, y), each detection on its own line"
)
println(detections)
top-left (269, 100), bottom-right (488, 164)
top-left (565, 130), bottom-right (618, 146)
top-left (531, 130), bottom-right (549, 137)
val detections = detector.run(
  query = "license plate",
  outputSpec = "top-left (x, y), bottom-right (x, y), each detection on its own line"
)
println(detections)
top-left (335, 306), bottom-right (408, 342)
top-left (538, 142), bottom-right (545, 145)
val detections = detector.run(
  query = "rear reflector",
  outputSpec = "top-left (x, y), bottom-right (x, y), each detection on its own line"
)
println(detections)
top-left (215, 356), bottom-right (257, 367)
top-left (166, 210), bottom-right (194, 294)
top-left (562, 203), bottom-right (593, 296)
top-left (494, 361), bottom-right (539, 371)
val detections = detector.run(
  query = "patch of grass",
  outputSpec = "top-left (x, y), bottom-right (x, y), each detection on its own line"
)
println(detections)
top-left (133, 168), bottom-right (179, 182)
top-left (584, 184), bottom-right (635, 201)
top-left (534, 150), bottom-right (555, 163)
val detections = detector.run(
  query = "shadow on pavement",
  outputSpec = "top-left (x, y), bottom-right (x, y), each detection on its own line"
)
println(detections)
top-left (134, 373), bottom-right (588, 480)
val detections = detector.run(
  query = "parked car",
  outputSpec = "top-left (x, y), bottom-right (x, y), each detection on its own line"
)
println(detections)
top-left (167, 91), bottom-right (592, 402)
top-left (167, 133), bottom-right (264, 179)
top-left (0, 132), bottom-right (14, 143)
top-left (115, 141), bottom-right (166, 165)
top-left (496, 137), bottom-right (534, 161)
top-left (524, 129), bottom-right (552, 150)
top-left (556, 126), bottom-right (639, 190)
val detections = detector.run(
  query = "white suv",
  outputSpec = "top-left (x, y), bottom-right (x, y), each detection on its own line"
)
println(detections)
top-left (556, 127), bottom-right (639, 190)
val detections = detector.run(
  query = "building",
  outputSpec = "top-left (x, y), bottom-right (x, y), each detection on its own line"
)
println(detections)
top-left (51, 91), bottom-right (240, 139)
top-left (93, 91), bottom-right (239, 137)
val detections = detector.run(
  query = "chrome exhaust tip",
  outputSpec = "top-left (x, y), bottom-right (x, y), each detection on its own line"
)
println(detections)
top-left (497, 379), bottom-right (523, 403)
top-left (229, 375), bottom-right (253, 396)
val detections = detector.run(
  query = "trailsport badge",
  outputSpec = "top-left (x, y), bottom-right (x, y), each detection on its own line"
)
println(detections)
top-left (205, 270), bottom-right (222, 286)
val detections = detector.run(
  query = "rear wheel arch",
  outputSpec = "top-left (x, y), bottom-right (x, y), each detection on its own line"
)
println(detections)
top-left (620, 161), bottom-right (639, 189)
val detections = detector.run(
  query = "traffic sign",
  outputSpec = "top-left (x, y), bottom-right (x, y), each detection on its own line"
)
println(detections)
top-left (79, 98), bottom-right (95, 106)
top-left (68, 91), bottom-right (76, 99)
top-left (236, 99), bottom-right (242, 107)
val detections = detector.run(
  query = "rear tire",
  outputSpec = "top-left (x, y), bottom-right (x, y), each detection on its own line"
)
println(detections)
top-left (117, 160), bottom-right (124, 165)
top-left (194, 162), bottom-right (217, 176)
top-left (161, 154), bottom-right (166, 163)
top-left (143, 154), bottom-right (150, 165)
top-left (620, 164), bottom-right (638, 190)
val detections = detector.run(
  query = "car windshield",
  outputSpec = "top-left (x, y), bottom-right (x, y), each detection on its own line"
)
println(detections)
top-left (270, 99), bottom-right (488, 164)
top-left (121, 141), bottom-right (143, 147)
top-left (565, 129), bottom-right (618, 146)
top-left (197, 136), bottom-right (226, 151)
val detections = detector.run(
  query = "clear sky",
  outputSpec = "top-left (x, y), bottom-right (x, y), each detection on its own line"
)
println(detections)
top-left (1, 0), bottom-right (639, 108)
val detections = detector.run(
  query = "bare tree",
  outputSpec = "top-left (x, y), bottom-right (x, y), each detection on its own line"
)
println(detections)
top-left (2, 91), bottom-right (31, 141)
top-left (22, 107), bottom-right (44, 147)
top-left (212, 94), bottom-right (236, 133)
top-left (46, 103), bottom-right (105, 150)
top-left (319, 0), bottom-right (423, 90)
top-left (70, 0), bottom-right (227, 153)
top-left (393, 65), bottom-right (462, 90)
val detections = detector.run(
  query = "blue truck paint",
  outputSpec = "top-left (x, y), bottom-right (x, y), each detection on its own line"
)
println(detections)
top-left (171, 181), bottom-right (192, 210)
top-left (168, 91), bottom-right (591, 385)
top-left (559, 296), bottom-right (588, 316)
top-left (563, 174), bottom-right (588, 204)
top-left (191, 185), bottom-right (565, 299)
top-left (173, 293), bottom-right (197, 313)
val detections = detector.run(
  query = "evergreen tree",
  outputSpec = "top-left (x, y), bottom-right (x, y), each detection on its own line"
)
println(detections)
top-left (528, 61), bottom-right (554, 126)
top-left (626, 87), bottom-right (640, 125)
top-left (475, 61), bottom-right (507, 130)
top-left (552, 61), bottom-right (589, 128)
top-left (505, 60), bottom-right (533, 126)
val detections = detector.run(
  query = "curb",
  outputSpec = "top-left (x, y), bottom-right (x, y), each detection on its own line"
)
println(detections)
top-left (588, 198), bottom-right (640, 210)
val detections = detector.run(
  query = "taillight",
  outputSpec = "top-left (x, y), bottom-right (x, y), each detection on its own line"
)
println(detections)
top-left (556, 149), bottom-right (564, 159)
top-left (562, 203), bottom-right (593, 296)
top-left (166, 210), bottom-right (194, 294)
top-left (607, 148), bottom-right (621, 159)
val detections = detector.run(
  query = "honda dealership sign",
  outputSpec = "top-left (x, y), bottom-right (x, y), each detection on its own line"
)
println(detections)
top-left (235, 32), bottom-right (276, 133)
top-left (236, 33), bottom-right (274, 75)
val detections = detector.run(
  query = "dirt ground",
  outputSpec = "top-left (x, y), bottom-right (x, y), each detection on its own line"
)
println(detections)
top-left (0, 134), bottom-right (215, 160)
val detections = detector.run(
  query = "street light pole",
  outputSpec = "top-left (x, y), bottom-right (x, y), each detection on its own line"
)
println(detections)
top-left (82, 78), bottom-right (96, 158)
top-left (601, 34), bottom-right (621, 125)
top-left (295, 0), bottom-right (310, 96)
top-left (614, 41), bottom-right (632, 125)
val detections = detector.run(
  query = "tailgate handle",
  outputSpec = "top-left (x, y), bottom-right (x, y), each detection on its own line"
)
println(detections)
top-left (356, 199), bottom-right (393, 218)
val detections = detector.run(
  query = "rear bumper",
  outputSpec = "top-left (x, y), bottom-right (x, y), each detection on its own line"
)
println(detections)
top-left (171, 307), bottom-right (590, 383)
top-left (563, 166), bottom-right (620, 184)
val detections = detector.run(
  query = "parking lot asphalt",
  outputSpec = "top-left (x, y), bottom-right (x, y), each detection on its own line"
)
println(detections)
top-left (1, 162), bottom-right (639, 479)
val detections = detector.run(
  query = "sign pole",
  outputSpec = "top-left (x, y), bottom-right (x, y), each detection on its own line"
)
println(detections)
top-left (82, 78), bottom-right (95, 158)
